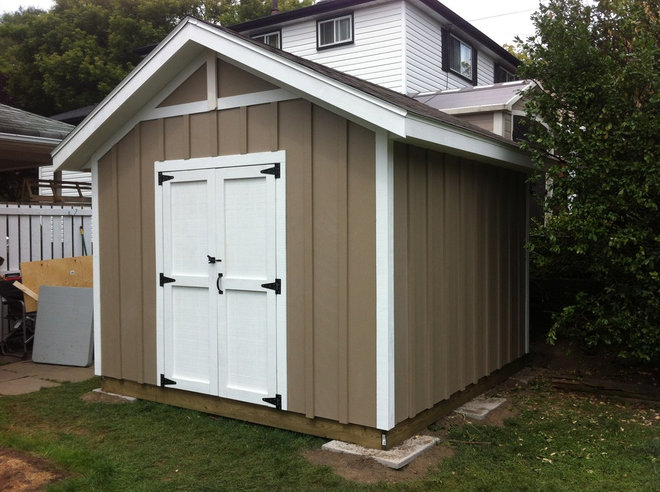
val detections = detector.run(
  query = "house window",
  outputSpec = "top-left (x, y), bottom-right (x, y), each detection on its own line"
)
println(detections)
top-left (317, 14), bottom-right (353, 49)
top-left (495, 64), bottom-right (517, 83)
top-left (441, 29), bottom-right (477, 85)
top-left (252, 31), bottom-right (281, 49)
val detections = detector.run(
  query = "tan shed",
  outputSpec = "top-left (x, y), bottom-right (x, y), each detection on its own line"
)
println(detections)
top-left (53, 18), bottom-right (532, 449)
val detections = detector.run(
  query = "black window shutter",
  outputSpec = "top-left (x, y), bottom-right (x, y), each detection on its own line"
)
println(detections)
top-left (472, 47), bottom-right (478, 85)
top-left (441, 28), bottom-right (449, 73)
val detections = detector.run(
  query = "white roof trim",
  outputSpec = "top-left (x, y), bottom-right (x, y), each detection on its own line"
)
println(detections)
top-left (53, 17), bottom-right (531, 172)
top-left (405, 114), bottom-right (533, 170)
top-left (441, 104), bottom-right (508, 115)
top-left (1, 132), bottom-right (62, 146)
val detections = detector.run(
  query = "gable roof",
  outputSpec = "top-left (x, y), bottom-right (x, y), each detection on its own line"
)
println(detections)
top-left (53, 17), bottom-right (532, 172)
top-left (231, 0), bottom-right (520, 68)
top-left (414, 80), bottom-right (532, 114)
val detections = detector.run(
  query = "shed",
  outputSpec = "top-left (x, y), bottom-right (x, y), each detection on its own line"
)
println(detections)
top-left (53, 18), bottom-right (531, 449)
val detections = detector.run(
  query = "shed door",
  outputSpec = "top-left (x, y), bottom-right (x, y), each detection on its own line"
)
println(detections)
top-left (158, 164), bottom-right (278, 407)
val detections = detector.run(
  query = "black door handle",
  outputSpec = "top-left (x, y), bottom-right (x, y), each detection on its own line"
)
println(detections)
top-left (216, 273), bottom-right (223, 294)
top-left (208, 255), bottom-right (221, 264)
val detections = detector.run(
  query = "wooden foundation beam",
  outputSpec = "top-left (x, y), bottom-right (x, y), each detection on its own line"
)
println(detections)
top-left (102, 378), bottom-right (384, 449)
top-left (103, 356), bottom-right (528, 450)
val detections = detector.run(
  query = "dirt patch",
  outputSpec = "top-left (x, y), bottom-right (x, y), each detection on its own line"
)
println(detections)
top-left (304, 441), bottom-right (454, 484)
top-left (528, 334), bottom-right (659, 387)
top-left (0, 448), bottom-right (67, 492)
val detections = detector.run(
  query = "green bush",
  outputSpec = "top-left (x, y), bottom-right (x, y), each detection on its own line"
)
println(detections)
top-left (519, 0), bottom-right (660, 361)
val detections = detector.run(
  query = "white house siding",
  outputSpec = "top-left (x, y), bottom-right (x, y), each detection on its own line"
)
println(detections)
top-left (281, 1), bottom-right (405, 92)
top-left (405, 3), bottom-right (496, 93)
top-left (38, 165), bottom-right (92, 197)
top-left (404, 2), bottom-right (446, 93)
top-left (476, 50), bottom-right (495, 87)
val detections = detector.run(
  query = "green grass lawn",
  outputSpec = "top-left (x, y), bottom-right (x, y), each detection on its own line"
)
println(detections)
top-left (0, 377), bottom-right (657, 491)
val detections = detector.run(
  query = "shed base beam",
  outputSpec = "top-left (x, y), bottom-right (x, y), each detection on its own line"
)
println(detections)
top-left (102, 356), bottom-right (529, 451)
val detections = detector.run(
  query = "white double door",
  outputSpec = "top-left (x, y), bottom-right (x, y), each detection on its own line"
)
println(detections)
top-left (157, 162), bottom-right (279, 407)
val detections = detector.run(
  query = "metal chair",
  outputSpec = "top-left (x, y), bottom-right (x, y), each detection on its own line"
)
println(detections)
top-left (0, 280), bottom-right (36, 358)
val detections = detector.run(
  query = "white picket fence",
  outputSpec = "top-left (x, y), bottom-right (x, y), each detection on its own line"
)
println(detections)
top-left (0, 203), bottom-right (93, 274)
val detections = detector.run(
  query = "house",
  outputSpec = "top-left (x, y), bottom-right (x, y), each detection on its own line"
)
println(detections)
top-left (0, 103), bottom-right (89, 201)
top-left (52, 16), bottom-right (531, 449)
top-left (413, 80), bottom-right (533, 139)
top-left (231, 0), bottom-right (520, 95)
top-left (0, 104), bottom-right (73, 173)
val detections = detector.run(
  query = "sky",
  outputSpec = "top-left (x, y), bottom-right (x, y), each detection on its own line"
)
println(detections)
top-left (0, 0), bottom-right (540, 46)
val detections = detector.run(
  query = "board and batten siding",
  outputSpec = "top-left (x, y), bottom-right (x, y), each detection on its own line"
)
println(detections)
top-left (281, 2), bottom-right (405, 92)
top-left (392, 142), bottom-right (527, 422)
top-left (96, 60), bottom-right (378, 427)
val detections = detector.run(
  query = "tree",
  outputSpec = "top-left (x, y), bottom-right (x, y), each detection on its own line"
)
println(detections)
top-left (0, 0), bottom-right (311, 116)
top-left (518, 0), bottom-right (659, 361)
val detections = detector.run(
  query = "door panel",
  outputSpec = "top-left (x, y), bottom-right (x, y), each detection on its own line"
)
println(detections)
top-left (168, 179), bottom-right (210, 276)
top-left (170, 286), bottom-right (213, 388)
top-left (162, 170), bottom-right (218, 395)
top-left (217, 165), bottom-right (277, 405)
top-left (225, 290), bottom-right (270, 393)
top-left (223, 177), bottom-right (268, 279)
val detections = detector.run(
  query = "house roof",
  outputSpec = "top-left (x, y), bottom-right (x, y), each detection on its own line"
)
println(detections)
top-left (413, 80), bottom-right (533, 114)
top-left (231, 0), bottom-right (520, 68)
top-left (50, 104), bottom-right (97, 126)
top-left (53, 17), bottom-right (532, 172)
top-left (0, 104), bottom-right (73, 171)
top-left (0, 104), bottom-right (73, 140)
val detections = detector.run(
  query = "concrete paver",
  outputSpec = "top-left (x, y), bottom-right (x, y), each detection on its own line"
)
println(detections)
top-left (0, 359), bottom-right (94, 396)
top-left (4, 361), bottom-right (94, 383)
top-left (454, 397), bottom-right (507, 420)
top-left (0, 376), bottom-right (61, 395)
top-left (322, 435), bottom-right (440, 469)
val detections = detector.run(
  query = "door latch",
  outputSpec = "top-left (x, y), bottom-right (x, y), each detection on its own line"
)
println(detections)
top-left (207, 255), bottom-right (217, 264)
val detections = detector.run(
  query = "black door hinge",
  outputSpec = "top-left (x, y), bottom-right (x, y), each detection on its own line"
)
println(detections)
top-left (260, 163), bottom-right (280, 179)
top-left (160, 273), bottom-right (176, 286)
top-left (158, 172), bottom-right (174, 185)
top-left (261, 278), bottom-right (281, 294)
top-left (160, 374), bottom-right (176, 387)
top-left (262, 394), bottom-right (282, 410)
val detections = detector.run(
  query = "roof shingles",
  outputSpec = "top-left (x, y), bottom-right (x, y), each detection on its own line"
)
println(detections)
top-left (0, 104), bottom-right (73, 140)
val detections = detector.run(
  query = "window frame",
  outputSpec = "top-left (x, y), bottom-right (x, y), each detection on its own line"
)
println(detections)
top-left (316, 13), bottom-right (354, 50)
top-left (251, 30), bottom-right (282, 49)
top-left (495, 64), bottom-right (517, 83)
top-left (441, 28), bottom-right (478, 85)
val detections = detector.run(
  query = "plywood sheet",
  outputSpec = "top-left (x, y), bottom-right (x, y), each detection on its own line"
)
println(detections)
top-left (20, 256), bottom-right (93, 312)
top-left (32, 286), bottom-right (94, 367)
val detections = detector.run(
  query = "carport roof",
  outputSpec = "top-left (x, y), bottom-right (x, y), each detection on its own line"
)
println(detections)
top-left (0, 104), bottom-right (73, 140)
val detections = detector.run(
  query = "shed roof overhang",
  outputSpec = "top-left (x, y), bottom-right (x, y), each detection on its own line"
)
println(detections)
top-left (53, 17), bottom-right (533, 172)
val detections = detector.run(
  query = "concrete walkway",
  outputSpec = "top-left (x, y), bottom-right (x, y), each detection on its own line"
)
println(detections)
top-left (0, 356), bottom-right (94, 396)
